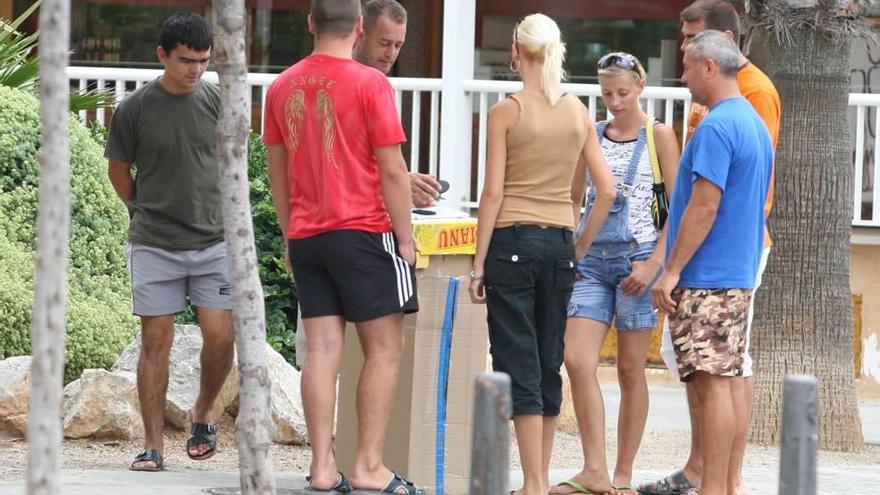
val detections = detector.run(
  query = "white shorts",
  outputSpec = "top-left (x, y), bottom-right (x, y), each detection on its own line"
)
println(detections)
top-left (660, 246), bottom-right (770, 379)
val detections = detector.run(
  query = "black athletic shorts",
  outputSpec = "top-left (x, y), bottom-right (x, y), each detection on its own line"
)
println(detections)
top-left (289, 230), bottom-right (418, 322)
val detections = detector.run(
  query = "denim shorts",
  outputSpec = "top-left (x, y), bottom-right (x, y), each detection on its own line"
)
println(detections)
top-left (568, 242), bottom-right (658, 331)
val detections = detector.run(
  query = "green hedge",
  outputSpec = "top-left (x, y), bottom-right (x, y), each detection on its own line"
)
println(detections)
top-left (0, 86), bottom-right (137, 383)
top-left (0, 85), bottom-right (299, 380)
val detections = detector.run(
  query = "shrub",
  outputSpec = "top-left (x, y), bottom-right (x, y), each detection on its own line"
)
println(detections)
top-left (248, 134), bottom-right (297, 364)
top-left (0, 85), bottom-right (137, 382)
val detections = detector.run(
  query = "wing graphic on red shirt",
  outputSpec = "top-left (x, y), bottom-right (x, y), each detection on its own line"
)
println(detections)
top-left (284, 89), bottom-right (306, 155)
top-left (317, 89), bottom-right (339, 169)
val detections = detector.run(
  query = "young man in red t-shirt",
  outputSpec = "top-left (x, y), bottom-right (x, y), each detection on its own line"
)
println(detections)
top-left (263, 0), bottom-right (419, 493)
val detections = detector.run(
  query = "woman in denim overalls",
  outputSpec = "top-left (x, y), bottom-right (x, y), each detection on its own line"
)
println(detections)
top-left (551, 53), bottom-right (680, 495)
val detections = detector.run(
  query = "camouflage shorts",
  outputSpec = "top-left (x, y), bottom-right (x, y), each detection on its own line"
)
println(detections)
top-left (669, 288), bottom-right (752, 382)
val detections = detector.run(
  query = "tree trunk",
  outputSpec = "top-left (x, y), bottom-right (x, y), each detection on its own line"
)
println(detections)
top-left (212, 1), bottom-right (277, 492)
top-left (748, 27), bottom-right (863, 451)
top-left (27, 0), bottom-right (71, 494)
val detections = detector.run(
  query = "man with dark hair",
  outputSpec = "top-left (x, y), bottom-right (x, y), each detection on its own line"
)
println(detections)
top-left (641, 3), bottom-right (780, 494)
top-left (651, 30), bottom-right (773, 495)
top-left (354, 0), bottom-right (442, 208)
top-left (264, 0), bottom-right (422, 493)
top-left (106, 12), bottom-right (233, 472)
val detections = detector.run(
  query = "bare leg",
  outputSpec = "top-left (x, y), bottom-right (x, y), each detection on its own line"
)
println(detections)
top-left (513, 414), bottom-right (546, 495)
top-left (134, 315), bottom-right (175, 469)
top-left (728, 376), bottom-right (753, 495)
top-left (549, 317), bottom-right (613, 495)
top-left (691, 373), bottom-right (735, 495)
top-left (682, 383), bottom-right (704, 486)
top-left (301, 315), bottom-right (347, 490)
top-left (349, 313), bottom-right (406, 490)
top-left (613, 329), bottom-right (653, 489)
top-left (188, 308), bottom-right (235, 457)
top-left (542, 415), bottom-right (557, 491)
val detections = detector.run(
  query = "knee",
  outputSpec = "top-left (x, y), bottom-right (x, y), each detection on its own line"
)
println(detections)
top-left (204, 327), bottom-right (235, 353)
top-left (140, 334), bottom-right (173, 360)
top-left (616, 359), bottom-right (646, 388)
top-left (563, 348), bottom-right (597, 377)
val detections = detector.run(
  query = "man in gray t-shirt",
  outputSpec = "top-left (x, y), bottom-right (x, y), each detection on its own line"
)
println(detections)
top-left (105, 12), bottom-right (233, 472)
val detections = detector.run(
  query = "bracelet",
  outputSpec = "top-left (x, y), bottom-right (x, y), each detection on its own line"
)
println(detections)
top-left (469, 270), bottom-right (484, 281)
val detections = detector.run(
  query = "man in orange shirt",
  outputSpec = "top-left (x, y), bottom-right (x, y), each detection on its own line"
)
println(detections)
top-left (642, 2), bottom-right (781, 495)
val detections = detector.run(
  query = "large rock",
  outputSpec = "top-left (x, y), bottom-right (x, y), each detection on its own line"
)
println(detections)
top-left (227, 343), bottom-right (307, 445)
top-left (113, 325), bottom-right (239, 429)
top-left (63, 369), bottom-right (143, 439)
top-left (0, 356), bottom-right (32, 435)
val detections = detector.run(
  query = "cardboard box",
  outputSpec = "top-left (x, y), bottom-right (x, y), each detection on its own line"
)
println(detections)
top-left (335, 254), bottom-right (489, 495)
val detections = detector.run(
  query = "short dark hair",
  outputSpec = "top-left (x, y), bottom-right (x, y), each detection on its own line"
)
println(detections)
top-left (680, 0), bottom-right (741, 39)
top-left (159, 12), bottom-right (212, 54)
top-left (364, 0), bottom-right (407, 31)
top-left (310, 0), bottom-right (362, 38)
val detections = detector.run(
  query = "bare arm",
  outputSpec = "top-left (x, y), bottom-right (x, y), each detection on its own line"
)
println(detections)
top-left (266, 144), bottom-right (290, 239)
top-left (375, 144), bottom-right (416, 265)
top-left (651, 177), bottom-right (721, 313)
top-left (621, 123), bottom-right (680, 295)
top-left (575, 116), bottom-right (616, 259)
top-left (570, 154), bottom-right (587, 228)
top-left (107, 160), bottom-right (134, 202)
top-left (469, 99), bottom-right (518, 303)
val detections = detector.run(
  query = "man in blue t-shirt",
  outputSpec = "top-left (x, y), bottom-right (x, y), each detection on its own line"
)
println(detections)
top-left (651, 30), bottom-right (772, 495)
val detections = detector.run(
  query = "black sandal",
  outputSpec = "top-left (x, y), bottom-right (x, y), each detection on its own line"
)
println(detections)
top-left (306, 471), bottom-right (352, 493)
top-left (129, 449), bottom-right (164, 471)
top-left (186, 422), bottom-right (218, 460)
top-left (377, 472), bottom-right (425, 494)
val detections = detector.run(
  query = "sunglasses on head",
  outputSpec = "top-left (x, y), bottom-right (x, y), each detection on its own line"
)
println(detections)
top-left (597, 53), bottom-right (639, 71)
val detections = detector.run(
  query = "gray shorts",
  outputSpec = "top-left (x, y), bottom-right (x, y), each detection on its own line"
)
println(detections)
top-left (125, 241), bottom-right (233, 316)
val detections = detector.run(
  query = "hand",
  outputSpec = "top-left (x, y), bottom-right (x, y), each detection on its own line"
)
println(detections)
top-left (410, 172), bottom-right (442, 208)
top-left (621, 258), bottom-right (662, 296)
top-left (468, 274), bottom-right (486, 304)
top-left (651, 270), bottom-right (680, 315)
top-left (398, 239), bottom-right (417, 266)
top-left (284, 244), bottom-right (293, 274)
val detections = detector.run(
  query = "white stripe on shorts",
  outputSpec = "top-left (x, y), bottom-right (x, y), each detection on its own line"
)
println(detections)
top-left (382, 232), bottom-right (411, 307)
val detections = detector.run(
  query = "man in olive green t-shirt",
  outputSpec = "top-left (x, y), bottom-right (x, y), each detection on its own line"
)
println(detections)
top-left (105, 12), bottom-right (233, 472)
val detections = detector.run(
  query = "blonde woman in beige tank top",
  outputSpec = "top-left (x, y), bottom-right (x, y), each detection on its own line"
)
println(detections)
top-left (466, 13), bottom-right (616, 495)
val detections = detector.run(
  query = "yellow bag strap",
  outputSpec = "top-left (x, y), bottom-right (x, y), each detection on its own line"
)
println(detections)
top-left (646, 117), bottom-right (662, 188)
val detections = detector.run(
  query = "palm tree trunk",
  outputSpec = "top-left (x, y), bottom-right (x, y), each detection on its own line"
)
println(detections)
top-left (748, 26), bottom-right (863, 451)
top-left (213, 1), bottom-right (277, 492)
top-left (27, 0), bottom-right (71, 493)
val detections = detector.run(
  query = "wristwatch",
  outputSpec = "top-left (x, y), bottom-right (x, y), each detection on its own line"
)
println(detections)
top-left (469, 270), bottom-right (483, 281)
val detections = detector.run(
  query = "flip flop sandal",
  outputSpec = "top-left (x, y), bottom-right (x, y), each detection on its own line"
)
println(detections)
top-left (637, 469), bottom-right (697, 495)
top-left (613, 484), bottom-right (638, 494)
top-left (306, 471), bottom-right (352, 493)
top-left (129, 449), bottom-right (164, 472)
top-left (552, 480), bottom-right (602, 494)
top-left (186, 422), bottom-right (218, 460)
top-left (352, 471), bottom-right (425, 494)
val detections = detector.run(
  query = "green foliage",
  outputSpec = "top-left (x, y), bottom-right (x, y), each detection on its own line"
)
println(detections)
top-left (1, 0), bottom-right (115, 113)
top-left (0, 85), bottom-right (137, 382)
top-left (248, 134), bottom-right (298, 364)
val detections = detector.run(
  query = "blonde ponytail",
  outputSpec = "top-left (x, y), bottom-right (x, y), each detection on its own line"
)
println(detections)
top-left (515, 13), bottom-right (567, 106)
top-left (542, 40), bottom-right (566, 105)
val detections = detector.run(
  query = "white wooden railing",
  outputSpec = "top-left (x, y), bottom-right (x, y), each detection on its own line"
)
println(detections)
top-left (67, 66), bottom-right (880, 229)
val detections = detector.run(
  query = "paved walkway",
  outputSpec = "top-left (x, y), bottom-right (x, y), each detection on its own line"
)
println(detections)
top-left (1, 383), bottom-right (876, 494)
top-left (1, 464), bottom-right (878, 495)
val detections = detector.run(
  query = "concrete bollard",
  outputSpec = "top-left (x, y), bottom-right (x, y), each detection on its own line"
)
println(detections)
top-left (778, 374), bottom-right (818, 495)
top-left (468, 372), bottom-right (512, 495)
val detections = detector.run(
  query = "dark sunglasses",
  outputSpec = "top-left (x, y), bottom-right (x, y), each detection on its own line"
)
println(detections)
top-left (597, 52), bottom-right (639, 71)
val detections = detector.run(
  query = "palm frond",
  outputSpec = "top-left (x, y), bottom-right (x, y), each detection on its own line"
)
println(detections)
top-left (70, 89), bottom-right (116, 113)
